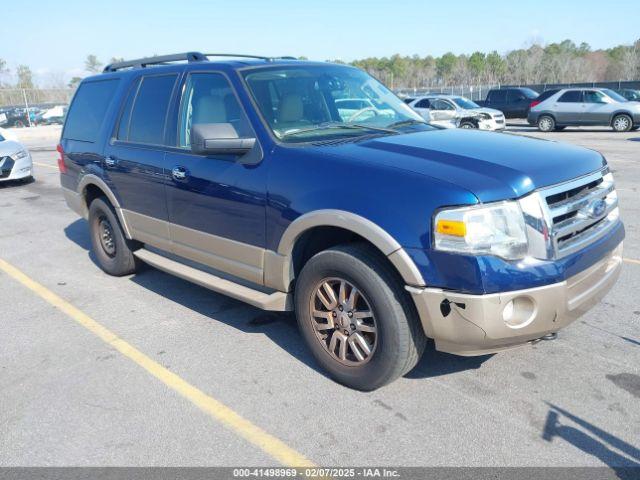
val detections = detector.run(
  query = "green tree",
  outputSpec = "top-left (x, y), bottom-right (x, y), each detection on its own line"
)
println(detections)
top-left (16, 65), bottom-right (34, 89)
top-left (85, 54), bottom-right (103, 73)
top-left (436, 52), bottom-right (457, 82)
top-left (468, 52), bottom-right (486, 81)
top-left (68, 76), bottom-right (83, 89)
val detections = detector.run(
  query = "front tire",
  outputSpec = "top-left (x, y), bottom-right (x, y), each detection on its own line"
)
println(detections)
top-left (295, 243), bottom-right (426, 390)
top-left (88, 197), bottom-right (140, 276)
top-left (537, 115), bottom-right (555, 132)
top-left (459, 121), bottom-right (477, 129)
top-left (612, 114), bottom-right (633, 132)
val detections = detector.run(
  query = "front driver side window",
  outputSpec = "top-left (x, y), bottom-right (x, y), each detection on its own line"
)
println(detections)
top-left (178, 73), bottom-right (252, 148)
top-left (584, 91), bottom-right (606, 103)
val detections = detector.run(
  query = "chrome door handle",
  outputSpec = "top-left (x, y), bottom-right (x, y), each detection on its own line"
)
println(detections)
top-left (105, 156), bottom-right (117, 167)
top-left (172, 166), bottom-right (188, 180)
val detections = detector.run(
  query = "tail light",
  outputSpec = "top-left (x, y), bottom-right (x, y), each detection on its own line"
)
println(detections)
top-left (56, 144), bottom-right (67, 174)
top-left (530, 100), bottom-right (541, 109)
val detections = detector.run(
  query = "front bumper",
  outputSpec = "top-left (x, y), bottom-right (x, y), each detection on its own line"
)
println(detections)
top-left (409, 243), bottom-right (623, 356)
top-left (0, 152), bottom-right (32, 181)
top-left (478, 118), bottom-right (506, 131)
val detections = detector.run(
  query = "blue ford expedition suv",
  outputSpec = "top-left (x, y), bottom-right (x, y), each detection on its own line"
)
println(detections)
top-left (60, 52), bottom-right (624, 390)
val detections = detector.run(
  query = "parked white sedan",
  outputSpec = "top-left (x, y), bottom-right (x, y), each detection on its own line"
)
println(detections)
top-left (0, 127), bottom-right (33, 182)
top-left (405, 95), bottom-right (506, 131)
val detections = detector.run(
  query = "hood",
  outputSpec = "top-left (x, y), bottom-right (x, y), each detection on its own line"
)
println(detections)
top-left (0, 139), bottom-right (24, 157)
top-left (469, 107), bottom-right (503, 117)
top-left (314, 129), bottom-right (606, 203)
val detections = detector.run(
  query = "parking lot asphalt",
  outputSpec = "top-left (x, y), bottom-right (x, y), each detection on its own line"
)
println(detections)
top-left (1, 125), bottom-right (639, 468)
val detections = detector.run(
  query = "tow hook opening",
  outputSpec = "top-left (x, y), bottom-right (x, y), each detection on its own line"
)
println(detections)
top-left (440, 299), bottom-right (466, 317)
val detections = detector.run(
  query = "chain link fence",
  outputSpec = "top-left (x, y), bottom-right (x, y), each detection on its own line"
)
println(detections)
top-left (395, 80), bottom-right (640, 101)
top-left (0, 89), bottom-right (74, 109)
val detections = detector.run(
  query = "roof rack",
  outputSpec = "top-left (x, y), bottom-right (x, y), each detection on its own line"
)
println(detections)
top-left (103, 52), bottom-right (207, 72)
top-left (103, 52), bottom-right (299, 72)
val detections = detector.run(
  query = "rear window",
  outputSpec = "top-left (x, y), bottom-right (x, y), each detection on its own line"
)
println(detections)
top-left (127, 74), bottom-right (177, 145)
top-left (537, 89), bottom-right (560, 102)
top-left (63, 79), bottom-right (119, 142)
top-left (558, 91), bottom-right (583, 103)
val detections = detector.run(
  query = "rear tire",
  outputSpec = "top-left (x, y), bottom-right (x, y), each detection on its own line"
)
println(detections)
top-left (294, 243), bottom-right (426, 391)
top-left (88, 197), bottom-right (140, 276)
top-left (612, 114), bottom-right (633, 132)
top-left (537, 115), bottom-right (555, 132)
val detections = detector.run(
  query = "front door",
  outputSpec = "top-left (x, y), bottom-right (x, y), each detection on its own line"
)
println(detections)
top-left (429, 99), bottom-right (458, 128)
top-left (582, 90), bottom-right (612, 126)
top-left (164, 72), bottom-right (268, 285)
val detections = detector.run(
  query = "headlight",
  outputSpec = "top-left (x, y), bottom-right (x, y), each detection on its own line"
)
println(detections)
top-left (11, 149), bottom-right (28, 160)
top-left (434, 201), bottom-right (528, 260)
top-left (478, 113), bottom-right (491, 120)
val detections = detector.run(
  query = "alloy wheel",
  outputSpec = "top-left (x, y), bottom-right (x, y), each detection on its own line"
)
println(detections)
top-left (309, 278), bottom-right (377, 366)
top-left (613, 116), bottom-right (631, 132)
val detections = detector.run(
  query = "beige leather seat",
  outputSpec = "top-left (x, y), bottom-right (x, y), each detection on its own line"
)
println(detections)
top-left (276, 93), bottom-right (309, 131)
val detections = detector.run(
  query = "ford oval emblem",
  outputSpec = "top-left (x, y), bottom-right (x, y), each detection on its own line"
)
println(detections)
top-left (587, 199), bottom-right (607, 218)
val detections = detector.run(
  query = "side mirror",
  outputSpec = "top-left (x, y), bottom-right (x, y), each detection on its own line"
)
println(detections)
top-left (191, 123), bottom-right (256, 156)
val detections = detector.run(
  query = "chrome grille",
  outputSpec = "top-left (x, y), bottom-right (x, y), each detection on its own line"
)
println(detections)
top-left (518, 168), bottom-right (620, 260)
top-left (541, 170), bottom-right (619, 258)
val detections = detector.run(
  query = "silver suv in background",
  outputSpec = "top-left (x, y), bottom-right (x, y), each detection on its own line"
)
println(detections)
top-left (528, 88), bottom-right (640, 132)
top-left (405, 95), bottom-right (506, 131)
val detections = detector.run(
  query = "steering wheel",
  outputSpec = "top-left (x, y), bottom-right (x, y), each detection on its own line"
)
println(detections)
top-left (347, 107), bottom-right (379, 123)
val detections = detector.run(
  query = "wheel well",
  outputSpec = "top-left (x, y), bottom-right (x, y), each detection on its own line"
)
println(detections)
top-left (290, 226), bottom-right (405, 288)
top-left (459, 117), bottom-right (478, 126)
top-left (611, 111), bottom-right (632, 123)
top-left (83, 183), bottom-right (108, 209)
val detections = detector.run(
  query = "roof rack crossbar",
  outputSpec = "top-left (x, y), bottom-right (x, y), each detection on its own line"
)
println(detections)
top-left (103, 52), bottom-right (208, 72)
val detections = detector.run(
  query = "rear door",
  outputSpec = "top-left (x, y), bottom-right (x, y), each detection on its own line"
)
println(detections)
top-left (506, 89), bottom-right (531, 117)
top-left (488, 90), bottom-right (508, 114)
top-left (554, 90), bottom-right (584, 124)
top-left (103, 73), bottom-right (179, 251)
top-left (163, 71), bottom-right (268, 285)
top-left (582, 90), bottom-right (612, 125)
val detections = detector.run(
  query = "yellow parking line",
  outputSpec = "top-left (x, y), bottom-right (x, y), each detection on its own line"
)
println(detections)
top-left (33, 162), bottom-right (58, 169)
top-left (624, 257), bottom-right (640, 266)
top-left (0, 257), bottom-right (314, 468)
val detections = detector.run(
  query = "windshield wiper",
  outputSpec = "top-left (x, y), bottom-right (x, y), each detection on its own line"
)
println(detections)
top-left (386, 119), bottom-right (428, 129)
top-left (280, 122), bottom-right (397, 139)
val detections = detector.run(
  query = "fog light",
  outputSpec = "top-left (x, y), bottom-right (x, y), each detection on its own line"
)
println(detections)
top-left (502, 296), bottom-right (536, 328)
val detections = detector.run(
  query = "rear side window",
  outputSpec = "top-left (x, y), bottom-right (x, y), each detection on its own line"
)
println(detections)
top-left (537, 90), bottom-right (559, 102)
top-left (415, 98), bottom-right (431, 108)
top-left (558, 91), bottom-right (583, 103)
top-left (127, 74), bottom-right (177, 145)
top-left (489, 90), bottom-right (507, 102)
top-left (64, 79), bottom-right (119, 142)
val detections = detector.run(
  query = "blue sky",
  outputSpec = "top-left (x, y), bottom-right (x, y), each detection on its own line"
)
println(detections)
top-left (2, 0), bottom-right (638, 85)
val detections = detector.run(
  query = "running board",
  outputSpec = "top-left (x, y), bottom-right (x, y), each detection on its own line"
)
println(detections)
top-left (134, 248), bottom-right (292, 311)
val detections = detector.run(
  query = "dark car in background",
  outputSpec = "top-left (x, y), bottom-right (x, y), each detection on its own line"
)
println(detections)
top-left (476, 87), bottom-right (539, 119)
top-left (617, 88), bottom-right (640, 102)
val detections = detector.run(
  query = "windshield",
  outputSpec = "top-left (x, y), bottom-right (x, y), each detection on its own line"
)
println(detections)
top-left (452, 97), bottom-right (480, 109)
top-left (521, 88), bottom-right (539, 99)
top-left (242, 65), bottom-right (431, 142)
top-left (602, 89), bottom-right (628, 103)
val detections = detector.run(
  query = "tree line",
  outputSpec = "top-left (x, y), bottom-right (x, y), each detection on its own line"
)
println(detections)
top-left (1, 39), bottom-right (639, 92)
top-left (349, 39), bottom-right (640, 89)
